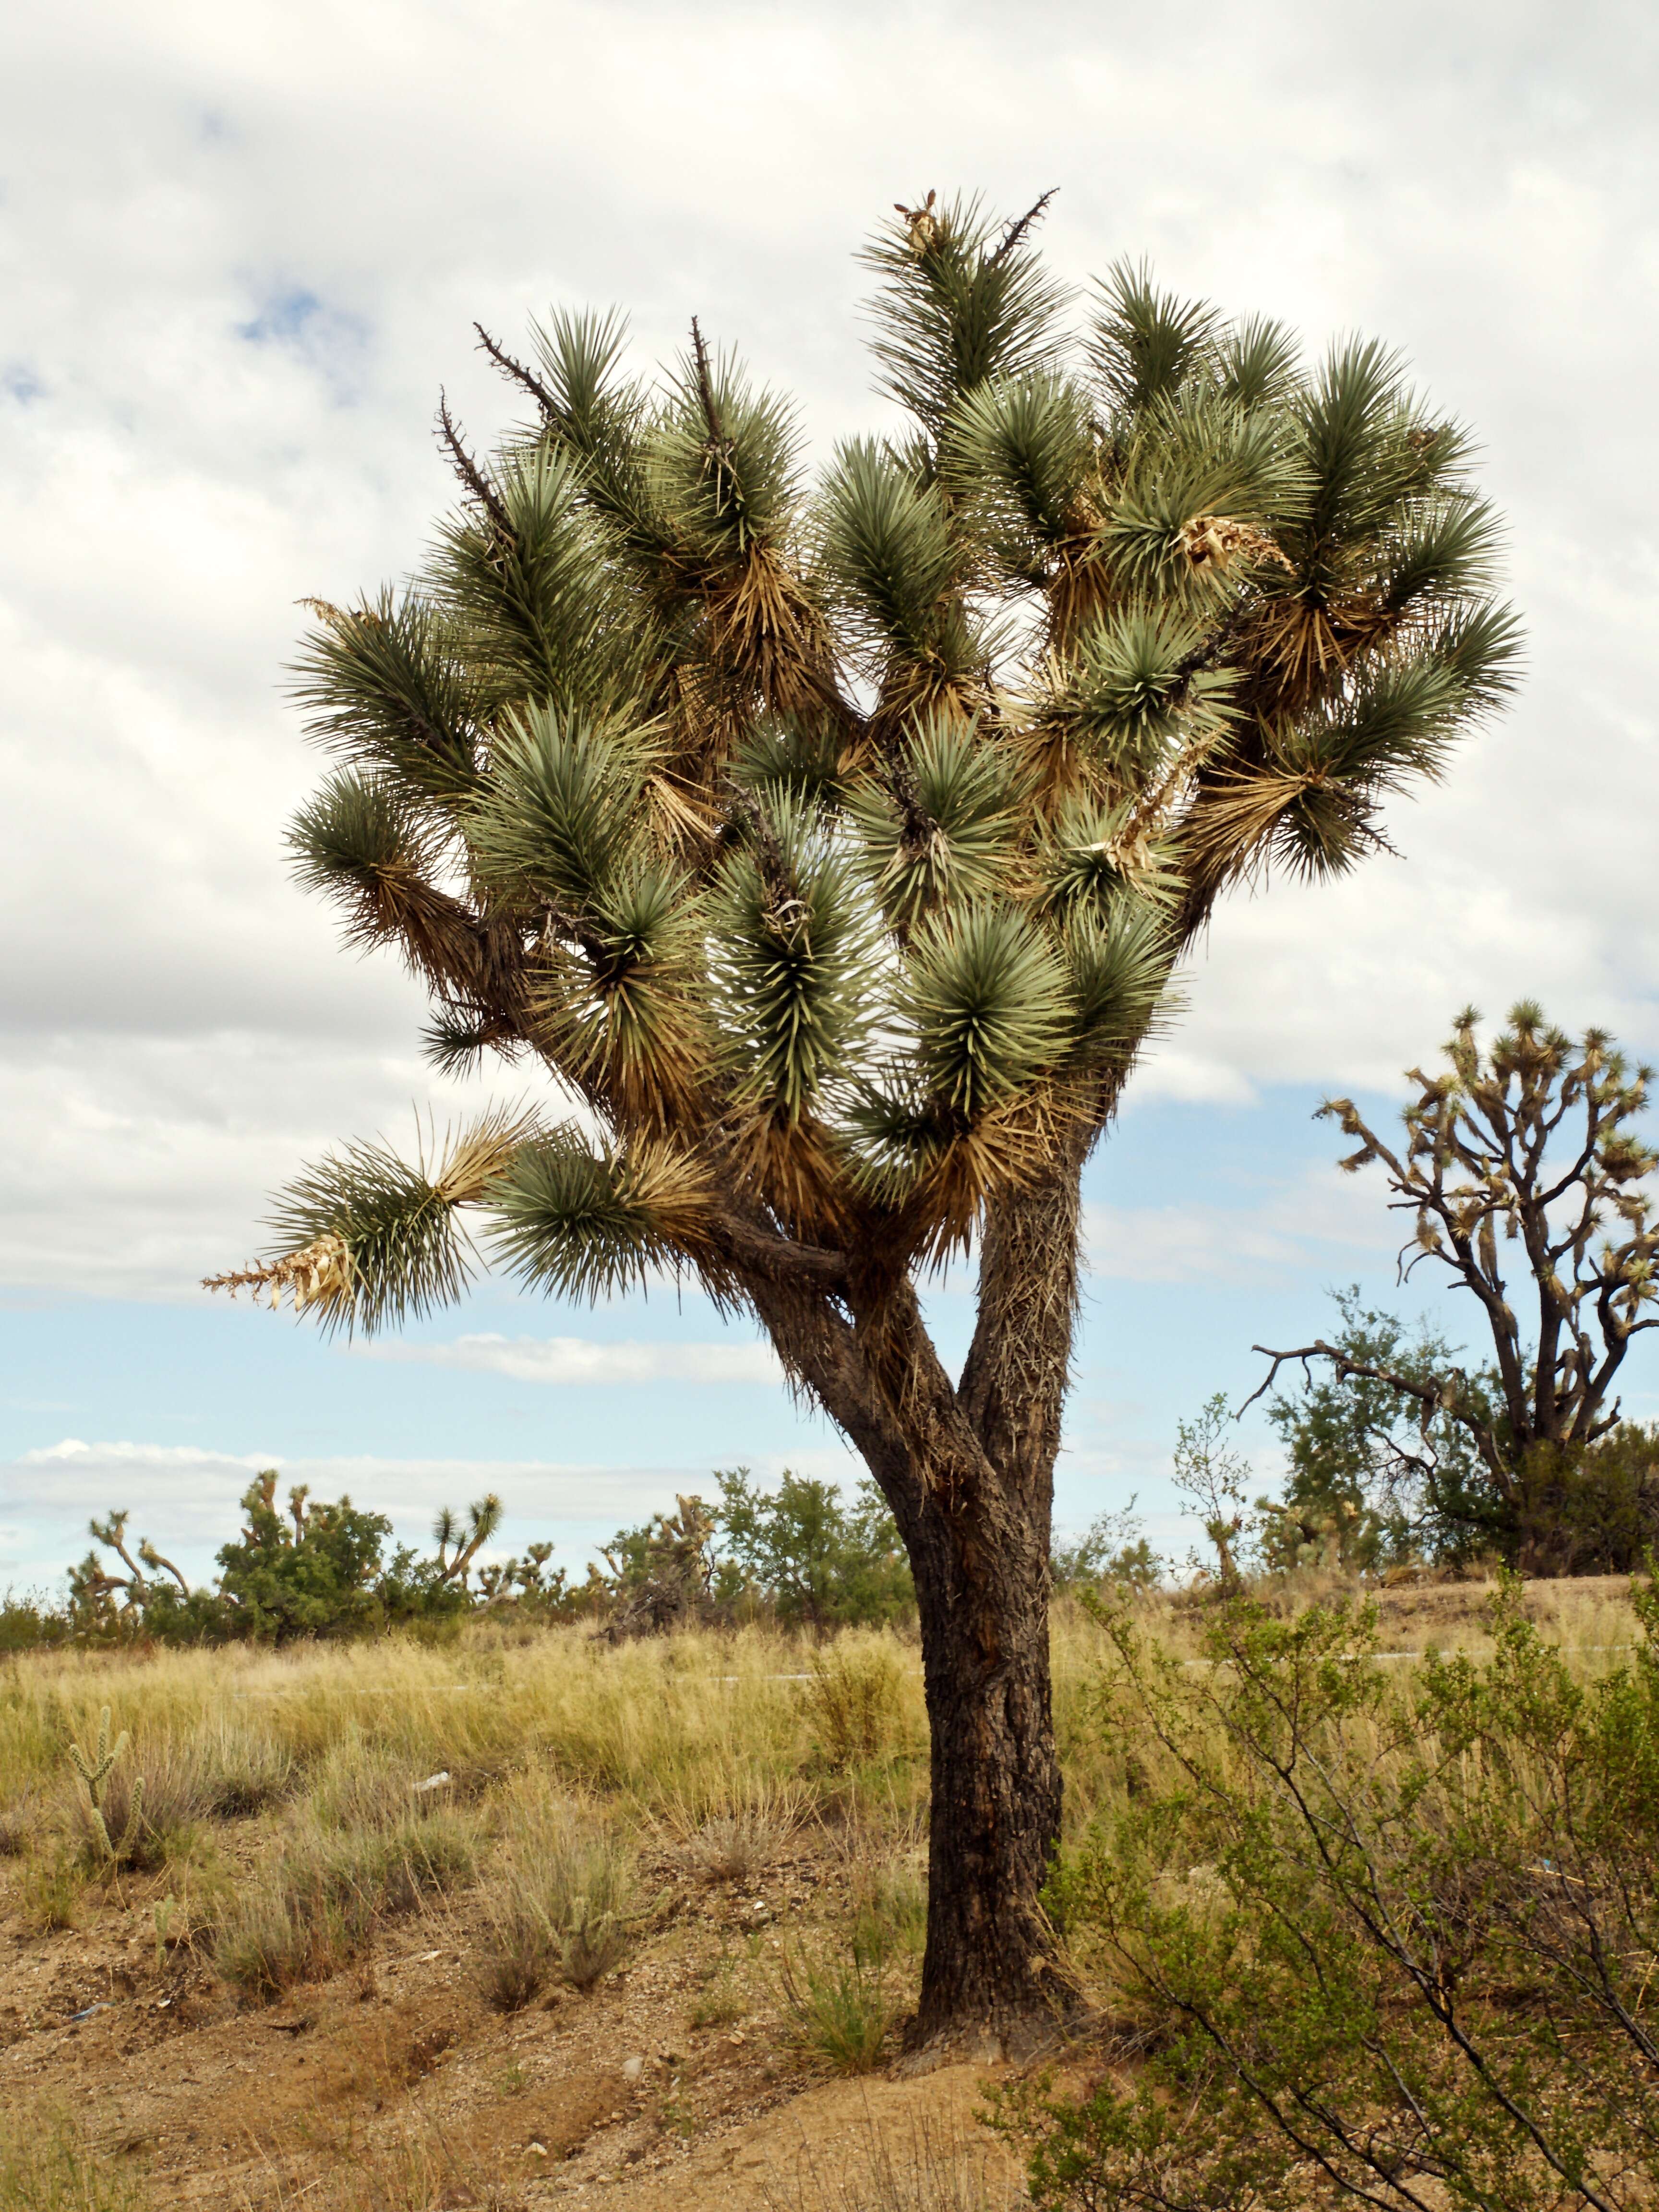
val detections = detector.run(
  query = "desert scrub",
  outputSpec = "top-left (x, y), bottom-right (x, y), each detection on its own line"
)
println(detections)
top-left (1025, 1577), bottom-right (1659, 2212)
top-left (479, 1786), bottom-right (641, 2010)
top-left (797, 1637), bottom-right (916, 1771)
top-left (216, 1809), bottom-right (479, 2000)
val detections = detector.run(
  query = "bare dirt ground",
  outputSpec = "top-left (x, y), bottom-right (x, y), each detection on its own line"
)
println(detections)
top-left (0, 1818), bottom-right (1021, 2211)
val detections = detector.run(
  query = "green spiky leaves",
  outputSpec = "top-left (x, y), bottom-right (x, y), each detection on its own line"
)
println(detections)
top-left (861, 191), bottom-right (1072, 444)
top-left (848, 716), bottom-right (1021, 930)
top-left (469, 702), bottom-right (649, 913)
top-left (235, 188), bottom-right (1520, 1328)
top-left (289, 592), bottom-right (485, 807)
top-left (818, 440), bottom-right (988, 708)
top-left (712, 794), bottom-right (872, 1130)
top-left (488, 1128), bottom-right (713, 1302)
top-left (1025, 605), bottom-right (1237, 793)
top-left (904, 905), bottom-right (1069, 1119)
top-left (246, 1111), bottom-right (536, 1337)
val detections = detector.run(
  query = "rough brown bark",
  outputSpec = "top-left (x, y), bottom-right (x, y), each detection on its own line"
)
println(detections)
top-left (907, 1472), bottom-right (1063, 2041)
top-left (743, 1167), bottom-right (1083, 2047)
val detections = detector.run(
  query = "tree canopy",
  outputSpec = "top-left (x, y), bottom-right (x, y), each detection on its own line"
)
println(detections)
top-left (210, 193), bottom-right (1517, 1340)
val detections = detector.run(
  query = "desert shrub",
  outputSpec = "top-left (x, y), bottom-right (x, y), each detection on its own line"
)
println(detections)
top-left (799, 1641), bottom-right (909, 1768)
top-left (478, 1791), bottom-right (639, 2009)
top-left (0, 1591), bottom-right (69, 1655)
top-left (214, 1474), bottom-right (402, 1641)
top-left (1022, 1574), bottom-right (1659, 2212)
top-left (216, 1810), bottom-right (479, 2000)
top-left (1051, 1504), bottom-right (1162, 1594)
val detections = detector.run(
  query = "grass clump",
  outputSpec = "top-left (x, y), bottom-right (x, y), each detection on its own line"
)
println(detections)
top-left (479, 1788), bottom-right (640, 2010)
top-left (216, 1810), bottom-right (478, 2001)
top-left (0, 2112), bottom-right (151, 2209)
top-left (671, 1773), bottom-right (808, 1885)
top-left (18, 1846), bottom-right (86, 1935)
top-left (778, 1852), bottom-right (925, 2073)
top-left (778, 1936), bottom-right (895, 2073)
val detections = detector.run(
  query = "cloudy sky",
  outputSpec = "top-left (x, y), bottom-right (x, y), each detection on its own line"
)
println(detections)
top-left (2, 0), bottom-right (1657, 1590)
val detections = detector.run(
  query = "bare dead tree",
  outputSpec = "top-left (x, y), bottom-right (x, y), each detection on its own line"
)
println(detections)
top-left (1250, 1004), bottom-right (1659, 1567)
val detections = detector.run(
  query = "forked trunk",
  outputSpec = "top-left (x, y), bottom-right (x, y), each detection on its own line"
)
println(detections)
top-left (745, 1164), bottom-right (1083, 2048)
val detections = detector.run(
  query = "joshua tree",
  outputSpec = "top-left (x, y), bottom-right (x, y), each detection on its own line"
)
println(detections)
top-left (432, 1493), bottom-right (504, 1586)
top-left (207, 192), bottom-right (1516, 2043)
top-left (1253, 1005), bottom-right (1659, 1569)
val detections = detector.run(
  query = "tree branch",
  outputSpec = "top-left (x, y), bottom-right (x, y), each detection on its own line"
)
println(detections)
top-left (435, 392), bottom-right (514, 539)
top-left (473, 322), bottom-right (563, 420)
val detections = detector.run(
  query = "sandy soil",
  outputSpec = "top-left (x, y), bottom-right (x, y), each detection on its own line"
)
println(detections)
top-left (0, 1822), bottom-right (1023, 2211)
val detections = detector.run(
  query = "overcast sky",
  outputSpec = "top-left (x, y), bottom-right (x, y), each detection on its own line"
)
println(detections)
top-left (2, 0), bottom-right (1657, 1589)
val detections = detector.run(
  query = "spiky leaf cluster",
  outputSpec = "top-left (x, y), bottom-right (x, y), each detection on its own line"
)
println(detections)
top-left (220, 191), bottom-right (1517, 1335)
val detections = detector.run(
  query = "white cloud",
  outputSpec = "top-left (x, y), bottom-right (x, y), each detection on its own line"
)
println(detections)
top-left (1, 0), bottom-right (1656, 1304)
top-left (1084, 1164), bottom-right (1393, 1287)
top-left (357, 1334), bottom-right (781, 1385)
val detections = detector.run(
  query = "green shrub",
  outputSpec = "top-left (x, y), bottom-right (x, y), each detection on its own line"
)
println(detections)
top-left (713, 1468), bottom-right (914, 1627)
top-left (0, 1590), bottom-right (68, 1654)
top-left (1021, 1574), bottom-right (1659, 2212)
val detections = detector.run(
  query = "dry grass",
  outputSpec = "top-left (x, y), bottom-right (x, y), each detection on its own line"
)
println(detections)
top-left (0, 1622), bottom-right (926, 1815)
top-left (767, 2115), bottom-right (1026, 2212)
top-left (0, 2110), bottom-right (151, 2210)
top-left (0, 1585), bottom-right (1638, 1887)
top-left (477, 1779), bottom-right (640, 2010)
top-left (0, 1579), bottom-right (1645, 2212)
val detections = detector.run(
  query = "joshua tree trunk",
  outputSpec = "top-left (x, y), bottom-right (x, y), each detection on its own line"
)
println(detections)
top-left (745, 1161), bottom-right (1082, 2048)
top-left (909, 1493), bottom-right (1062, 2040)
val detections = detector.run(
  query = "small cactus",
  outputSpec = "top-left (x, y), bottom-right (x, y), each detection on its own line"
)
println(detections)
top-left (66, 1707), bottom-right (145, 1866)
